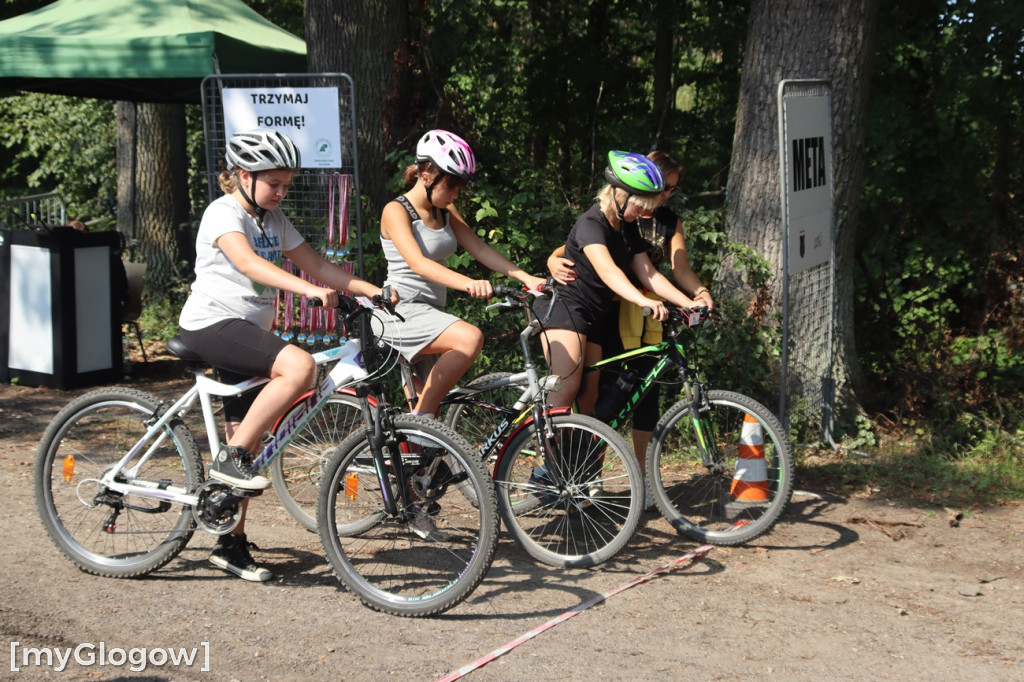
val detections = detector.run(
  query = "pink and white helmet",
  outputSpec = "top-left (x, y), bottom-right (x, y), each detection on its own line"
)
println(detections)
top-left (416, 130), bottom-right (476, 180)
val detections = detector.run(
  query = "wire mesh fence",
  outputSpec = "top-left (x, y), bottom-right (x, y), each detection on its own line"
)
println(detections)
top-left (201, 73), bottom-right (364, 344)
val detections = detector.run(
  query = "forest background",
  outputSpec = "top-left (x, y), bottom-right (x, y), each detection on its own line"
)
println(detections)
top-left (1, 0), bottom-right (1021, 504)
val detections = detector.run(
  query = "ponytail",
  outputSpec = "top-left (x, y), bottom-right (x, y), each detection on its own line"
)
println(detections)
top-left (218, 169), bottom-right (238, 194)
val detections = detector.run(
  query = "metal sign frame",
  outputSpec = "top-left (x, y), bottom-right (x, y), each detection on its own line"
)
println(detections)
top-left (200, 73), bottom-right (364, 278)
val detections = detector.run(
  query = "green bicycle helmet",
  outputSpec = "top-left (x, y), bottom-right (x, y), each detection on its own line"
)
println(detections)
top-left (604, 150), bottom-right (665, 195)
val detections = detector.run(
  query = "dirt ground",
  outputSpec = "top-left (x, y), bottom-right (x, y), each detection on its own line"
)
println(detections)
top-left (1, 355), bottom-right (1022, 681)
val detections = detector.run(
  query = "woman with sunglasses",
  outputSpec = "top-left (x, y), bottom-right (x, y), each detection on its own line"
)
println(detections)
top-left (379, 129), bottom-right (546, 421)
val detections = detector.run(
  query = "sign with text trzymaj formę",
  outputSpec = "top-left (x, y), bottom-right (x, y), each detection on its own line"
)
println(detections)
top-left (222, 87), bottom-right (343, 169)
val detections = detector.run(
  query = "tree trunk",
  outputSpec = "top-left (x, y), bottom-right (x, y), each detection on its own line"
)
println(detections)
top-left (115, 102), bottom-right (136, 245)
top-left (304, 0), bottom-right (409, 219)
top-left (651, 0), bottom-right (675, 146)
top-left (725, 0), bottom-right (879, 433)
top-left (130, 103), bottom-right (189, 291)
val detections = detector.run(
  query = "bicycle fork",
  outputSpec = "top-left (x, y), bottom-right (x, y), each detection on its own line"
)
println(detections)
top-left (684, 381), bottom-right (727, 475)
top-left (356, 388), bottom-right (428, 521)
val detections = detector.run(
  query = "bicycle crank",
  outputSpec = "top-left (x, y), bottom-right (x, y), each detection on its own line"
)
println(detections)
top-left (192, 480), bottom-right (253, 535)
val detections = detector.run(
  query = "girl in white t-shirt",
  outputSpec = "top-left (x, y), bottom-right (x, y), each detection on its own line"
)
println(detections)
top-left (178, 129), bottom-right (389, 581)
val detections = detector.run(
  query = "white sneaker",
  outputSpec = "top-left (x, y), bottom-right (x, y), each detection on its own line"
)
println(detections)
top-left (644, 485), bottom-right (656, 510)
top-left (408, 507), bottom-right (449, 542)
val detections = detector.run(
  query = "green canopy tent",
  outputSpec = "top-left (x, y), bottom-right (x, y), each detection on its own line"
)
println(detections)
top-left (0, 0), bottom-right (306, 103)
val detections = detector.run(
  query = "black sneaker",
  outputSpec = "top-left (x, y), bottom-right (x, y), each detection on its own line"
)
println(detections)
top-left (210, 445), bottom-right (271, 490)
top-left (210, 534), bottom-right (274, 582)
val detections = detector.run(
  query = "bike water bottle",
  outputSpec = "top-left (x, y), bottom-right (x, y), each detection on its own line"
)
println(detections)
top-left (593, 368), bottom-right (639, 424)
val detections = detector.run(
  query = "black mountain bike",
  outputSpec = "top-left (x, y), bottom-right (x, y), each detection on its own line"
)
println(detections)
top-left (315, 297), bottom-right (498, 616)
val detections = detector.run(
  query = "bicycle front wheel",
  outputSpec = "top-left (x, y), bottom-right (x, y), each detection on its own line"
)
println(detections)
top-left (35, 388), bottom-right (203, 577)
top-left (495, 413), bottom-right (642, 568)
top-left (271, 392), bottom-right (364, 531)
top-left (649, 390), bottom-right (795, 545)
top-left (318, 416), bottom-right (498, 617)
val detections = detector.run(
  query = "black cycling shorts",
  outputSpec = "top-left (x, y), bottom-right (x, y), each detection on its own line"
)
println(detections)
top-left (178, 319), bottom-right (289, 422)
top-left (536, 295), bottom-right (615, 347)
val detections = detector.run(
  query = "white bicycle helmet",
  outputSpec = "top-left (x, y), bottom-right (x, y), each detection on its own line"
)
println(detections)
top-left (226, 128), bottom-right (301, 172)
top-left (415, 130), bottom-right (476, 180)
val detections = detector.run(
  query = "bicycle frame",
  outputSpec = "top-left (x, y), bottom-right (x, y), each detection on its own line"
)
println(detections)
top-left (441, 372), bottom-right (572, 465)
top-left (436, 287), bottom-right (569, 474)
top-left (587, 309), bottom-right (722, 466)
top-left (92, 340), bottom-right (368, 508)
top-left (588, 338), bottom-right (685, 432)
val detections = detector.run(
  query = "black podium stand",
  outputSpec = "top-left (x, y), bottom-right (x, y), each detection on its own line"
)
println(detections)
top-left (0, 227), bottom-right (124, 389)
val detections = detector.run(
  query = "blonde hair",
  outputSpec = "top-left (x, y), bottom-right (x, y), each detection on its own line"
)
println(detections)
top-left (218, 170), bottom-right (238, 194)
top-left (595, 184), bottom-right (661, 214)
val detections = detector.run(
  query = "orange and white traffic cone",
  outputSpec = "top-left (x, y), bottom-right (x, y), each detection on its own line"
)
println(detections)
top-left (730, 413), bottom-right (770, 502)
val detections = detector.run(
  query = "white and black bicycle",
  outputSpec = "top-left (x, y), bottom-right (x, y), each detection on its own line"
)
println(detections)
top-left (35, 293), bottom-right (498, 617)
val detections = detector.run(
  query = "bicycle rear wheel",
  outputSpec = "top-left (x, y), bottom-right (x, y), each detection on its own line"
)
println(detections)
top-left (35, 388), bottom-right (203, 577)
top-left (444, 372), bottom-right (521, 450)
top-left (649, 390), bottom-right (794, 545)
top-left (271, 393), bottom-right (363, 531)
top-left (494, 413), bottom-right (642, 568)
top-left (318, 416), bottom-right (498, 617)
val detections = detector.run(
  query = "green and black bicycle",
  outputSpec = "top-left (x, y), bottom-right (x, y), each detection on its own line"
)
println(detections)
top-left (449, 305), bottom-right (794, 546)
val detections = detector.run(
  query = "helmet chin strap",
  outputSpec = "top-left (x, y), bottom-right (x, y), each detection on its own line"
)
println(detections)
top-left (237, 171), bottom-right (270, 239)
top-left (424, 175), bottom-right (440, 220)
top-left (613, 192), bottom-right (631, 224)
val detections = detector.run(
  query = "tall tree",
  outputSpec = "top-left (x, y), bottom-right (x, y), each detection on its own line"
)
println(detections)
top-left (116, 102), bottom-right (190, 290)
top-left (725, 0), bottom-right (880, 431)
top-left (304, 0), bottom-right (410, 216)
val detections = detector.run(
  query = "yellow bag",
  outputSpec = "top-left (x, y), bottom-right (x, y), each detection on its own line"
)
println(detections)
top-left (618, 293), bottom-right (663, 349)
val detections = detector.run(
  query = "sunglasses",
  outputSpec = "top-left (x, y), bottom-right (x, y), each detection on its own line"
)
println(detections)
top-left (445, 176), bottom-right (469, 190)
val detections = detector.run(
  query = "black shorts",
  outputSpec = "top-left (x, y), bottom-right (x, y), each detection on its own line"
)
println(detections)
top-left (178, 319), bottom-right (289, 422)
top-left (536, 295), bottom-right (615, 347)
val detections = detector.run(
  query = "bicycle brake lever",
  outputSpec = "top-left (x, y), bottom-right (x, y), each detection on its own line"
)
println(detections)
top-left (485, 300), bottom-right (516, 312)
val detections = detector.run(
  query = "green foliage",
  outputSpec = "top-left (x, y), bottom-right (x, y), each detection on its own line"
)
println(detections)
top-left (137, 280), bottom-right (191, 343)
top-left (0, 93), bottom-right (116, 219)
top-left (244, 0), bottom-right (304, 38)
top-left (663, 205), bottom-right (780, 406)
top-left (801, 401), bottom-right (1024, 504)
top-left (424, 0), bottom-right (743, 201)
top-left (856, 0), bottom-right (1024, 455)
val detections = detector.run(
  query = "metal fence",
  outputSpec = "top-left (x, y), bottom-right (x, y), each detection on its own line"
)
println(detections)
top-left (0, 191), bottom-right (67, 229)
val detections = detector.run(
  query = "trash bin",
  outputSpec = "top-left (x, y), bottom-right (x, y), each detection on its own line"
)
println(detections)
top-left (0, 226), bottom-right (124, 389)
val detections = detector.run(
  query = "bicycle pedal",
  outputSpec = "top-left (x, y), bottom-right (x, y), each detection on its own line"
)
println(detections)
top-left (228, 486), bottom-right (262, 498)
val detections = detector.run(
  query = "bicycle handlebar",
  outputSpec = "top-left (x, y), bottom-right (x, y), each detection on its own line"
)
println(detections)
top-left (308, 287), bottom-right (403, 322)
top-left (488, 279), bottom-right (558, 324)
top-left (491, 278), bottom-right (556, 300)
top-left (641, 304), bottom-right (713, 327)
